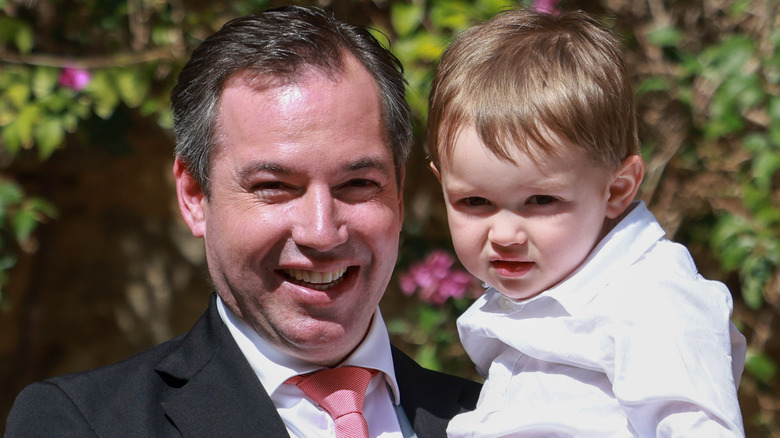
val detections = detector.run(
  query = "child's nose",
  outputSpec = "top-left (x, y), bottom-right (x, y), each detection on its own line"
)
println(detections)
top-left (487, 212), bottom-right (527, 247)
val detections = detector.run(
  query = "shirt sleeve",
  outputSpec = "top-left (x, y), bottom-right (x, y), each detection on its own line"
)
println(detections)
top-left (606, 249), bottom-right (745, 437)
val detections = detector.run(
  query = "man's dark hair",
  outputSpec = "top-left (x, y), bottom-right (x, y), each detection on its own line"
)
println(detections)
top-left (171, 5), bottom-right (411, 196)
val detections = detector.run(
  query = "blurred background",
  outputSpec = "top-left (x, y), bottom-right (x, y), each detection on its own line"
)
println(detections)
top-left (1, 0), bottom-right (778, 435)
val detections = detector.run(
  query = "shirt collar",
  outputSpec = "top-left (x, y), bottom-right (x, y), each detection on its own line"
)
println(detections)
top-left (489, 201), bottom-right (666, 315)
top-left (216, 297), bottom-right (401, 404)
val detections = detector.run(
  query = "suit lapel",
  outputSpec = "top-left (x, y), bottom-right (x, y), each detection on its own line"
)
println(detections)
top-left (156, 295), bottom-right (290, 437)
top-left (393, 347), bottom-right (480, 438)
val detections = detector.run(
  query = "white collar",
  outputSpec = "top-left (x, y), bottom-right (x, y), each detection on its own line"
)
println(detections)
top-left (484, 201), bottom-right (666, 315)
top-left (216, 296), bottom-right (401, 404)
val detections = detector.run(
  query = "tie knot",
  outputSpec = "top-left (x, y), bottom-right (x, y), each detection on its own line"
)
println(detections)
top-left (287, 366), bottom-right (378, 437)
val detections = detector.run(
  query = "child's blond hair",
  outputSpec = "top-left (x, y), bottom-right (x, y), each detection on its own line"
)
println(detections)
top-left (428, 9), bottom-right (639, 170)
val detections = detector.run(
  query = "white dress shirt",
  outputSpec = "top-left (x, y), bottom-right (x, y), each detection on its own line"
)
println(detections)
top-left (447, 201), bottom-right (746, 437)
top-left (217, 298), bottom-right (405, 437)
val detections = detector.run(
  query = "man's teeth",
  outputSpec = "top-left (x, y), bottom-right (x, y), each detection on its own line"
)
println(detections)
top-left (285, 268), bottom-right (348, 284)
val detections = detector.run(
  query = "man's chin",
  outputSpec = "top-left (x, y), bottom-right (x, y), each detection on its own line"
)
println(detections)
top-left (268, 317), bottom-right (364, 366)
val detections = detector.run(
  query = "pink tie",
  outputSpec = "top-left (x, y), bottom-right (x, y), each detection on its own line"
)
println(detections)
top-left (287, 366), bottom-right (378, 438)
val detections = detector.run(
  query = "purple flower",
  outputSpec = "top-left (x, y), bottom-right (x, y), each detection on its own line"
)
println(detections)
top-left (58, 67), bottom-right (92, 91)
top-left (398, 250), bottom-right (482, 305)
top-left (533, 0), bottom-right (559, 14)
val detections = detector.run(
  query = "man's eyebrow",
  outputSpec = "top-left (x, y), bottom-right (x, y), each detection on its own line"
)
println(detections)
top-left (237, 157), bottom-right (391, 180)
top-left (237, 162), bottom-right (292, 181)
top-left (346, 157), bottom-right (391, 174)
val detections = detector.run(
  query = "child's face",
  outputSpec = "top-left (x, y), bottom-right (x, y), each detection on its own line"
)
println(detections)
top-left (438, 126), bottom-right (616, 301)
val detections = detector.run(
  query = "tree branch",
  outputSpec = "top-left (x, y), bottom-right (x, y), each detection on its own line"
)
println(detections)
top-left (0, 47), bottom-right (177, 69)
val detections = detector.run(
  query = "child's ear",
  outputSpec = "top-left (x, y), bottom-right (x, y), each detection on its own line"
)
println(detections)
top-left (429, 162), bottom-right (441, 182)
top-left (605, 155), bottom-right (645, 219)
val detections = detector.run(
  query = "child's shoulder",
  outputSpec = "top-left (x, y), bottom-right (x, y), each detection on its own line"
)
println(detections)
top-left (599, 236), bottom-right (732, 318)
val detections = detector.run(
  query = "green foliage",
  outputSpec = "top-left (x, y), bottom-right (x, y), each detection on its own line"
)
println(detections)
top-left (746, 348), bottom-right (777, 386)
top-left (0, 179), bottom-right (57, 299)
top-left (385, 0), bottom-right (519, 119)
top-left (387, 298), bottom-right (475, 375)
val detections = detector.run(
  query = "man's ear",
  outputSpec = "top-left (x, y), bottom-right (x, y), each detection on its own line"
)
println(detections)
top-left (174, 157), bottom-right (207, 238)
top-left (429, 161), bottom-right (441, 182)
top-left (396, 167), bottom-right (405, 223)
top-left (605, 155), bottom-right (645, 219)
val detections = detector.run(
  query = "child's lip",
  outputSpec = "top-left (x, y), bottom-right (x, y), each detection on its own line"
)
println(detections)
top-left (490, 260), bottom-right (534, 277)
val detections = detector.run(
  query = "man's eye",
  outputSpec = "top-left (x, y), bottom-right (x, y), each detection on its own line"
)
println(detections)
top-left (528, 195), bottom-right (556, 205)
top-left (344, 178), bottom-right (378, 189)
top-left (250, 181), bottom-right (299, 203)
top-left (337, 178), bottom-right (382, 202)
top-left (253, 181), bottom-right (286, 191)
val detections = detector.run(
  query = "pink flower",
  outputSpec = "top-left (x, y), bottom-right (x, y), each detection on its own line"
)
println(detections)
top-left (58, 67), bottom-right (92, 91)
top-left (398, 250), bottom-right (482, 305)
top-left (533, 0), bottom-right (559, 14)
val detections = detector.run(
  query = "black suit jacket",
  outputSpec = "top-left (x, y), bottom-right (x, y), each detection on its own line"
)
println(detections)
top-left (6, 295), bottom-right (481, 437)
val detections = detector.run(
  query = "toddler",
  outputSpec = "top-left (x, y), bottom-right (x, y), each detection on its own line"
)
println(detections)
top-left (427, 8), bottom-right (746, 437)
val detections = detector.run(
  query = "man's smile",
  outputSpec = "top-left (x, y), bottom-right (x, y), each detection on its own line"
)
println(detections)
top-left (281, 267), bottom-right (350, 290)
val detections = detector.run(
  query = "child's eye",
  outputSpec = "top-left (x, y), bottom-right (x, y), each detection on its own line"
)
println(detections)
top-left (462, 197), bottom-right (491, 207)
top-left (528, 195), bottom-right (556, 205)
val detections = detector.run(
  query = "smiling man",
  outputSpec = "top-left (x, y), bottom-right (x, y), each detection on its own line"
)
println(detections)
top-left (6, 6), bottom-right (480, 438)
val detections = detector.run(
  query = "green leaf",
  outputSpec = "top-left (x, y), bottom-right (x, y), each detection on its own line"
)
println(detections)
top-left (26, 197), bottom-right (58, 220)
top-left (741, 256), bottom-right (771, 309)
top-left (0, 181), bottom-right (24, 219)
top-left (34, 117), bottom-right (65, 159)
top-left (742, 133), bottom-right (769, 153)
top-left (0, 253), bottom-right (17, 271)
top-left (391, 2), bottom-right (425, 37)
top-left (429, 1), bottom-right (472, 31)
top-left (32, 66), bottom-right (60, 99)
top-left (2, 104), bottom-right (41, 154)
top-left (5, 82), bottom-right (31, 109)
top-left (769, 96), bottom-right (780, 125)
top-left (87, 71), bottom-right (120, 119)
top-left (14, 24), bottom-right (34, 54)
top-left (0, 17), bottom-right (34, 53)
top-left (415, 343), bottom-right (442, 371)
top-left (156, 108), bottom-right (174, 130)
top-left (745, 350), bottom-right (777, 383)
top-left (395, 33), bottom-right (448, 64)
top-left (476, 0), bottom-right (515, 15)
top-left (11, 208), bottom-right (38, 244)
top-left (728, 0), bottom-right (752, 17)
top-left (699, 35), bottom-right (755, 78)
top-left (636, 77), bottom-right (672, 95)
top-left (752, 152), bottom-right (780, 191)
top-left (116, 69), bottom-right (149, 108)
top-left (646, 25), bottom-right (684, 47)
top-left (712, 213), bottom-right (753, 271)
top-left (385, 318), bottom-right (409, 335)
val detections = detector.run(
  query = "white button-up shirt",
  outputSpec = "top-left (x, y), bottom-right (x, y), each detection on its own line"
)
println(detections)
top-left (218, 298), bottom-right (405, 437)
top-left (448, 202), bottom-right (746, 437)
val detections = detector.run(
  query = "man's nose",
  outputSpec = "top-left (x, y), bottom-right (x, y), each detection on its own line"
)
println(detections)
top-left (291, 187), bottom-right (348, 251)
top-left (487, 211), bottom-right (527, 247)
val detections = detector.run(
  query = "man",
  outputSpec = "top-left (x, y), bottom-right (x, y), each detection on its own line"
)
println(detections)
top-left (5, 6), bottom-right (480, 437)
